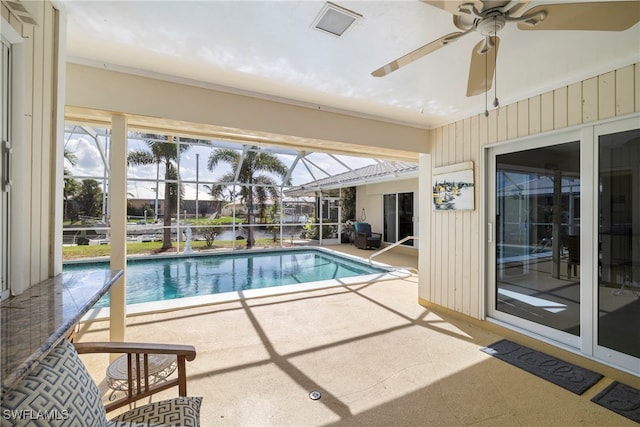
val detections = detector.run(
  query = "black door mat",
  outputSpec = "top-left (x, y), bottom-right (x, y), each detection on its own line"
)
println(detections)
top-left (480, 339), bottom-right (603, 395)
top-left (592, 381), bottom-right (640, 423)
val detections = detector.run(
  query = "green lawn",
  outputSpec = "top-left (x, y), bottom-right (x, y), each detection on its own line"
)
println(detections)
top-left (62, 237), bottom-right (286, 260)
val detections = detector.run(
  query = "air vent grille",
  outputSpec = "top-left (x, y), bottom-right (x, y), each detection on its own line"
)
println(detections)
top-left (312, 2), bottom-right (361, 37)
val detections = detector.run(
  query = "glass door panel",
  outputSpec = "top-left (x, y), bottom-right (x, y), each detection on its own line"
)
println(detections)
top-left (597, 129), bottom-right (640, 358)
top-left (495, 141), bottom-right (581, 335)
top-left (383, 192), bottom-right (414, 246)
top-left (398, 192), bottom-right (414, 245)
top-left (383, 194), bottom-right (396, 243)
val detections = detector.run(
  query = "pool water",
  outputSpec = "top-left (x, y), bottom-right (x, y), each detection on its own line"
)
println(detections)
top-left (63, 249), bottom-right (388, 307)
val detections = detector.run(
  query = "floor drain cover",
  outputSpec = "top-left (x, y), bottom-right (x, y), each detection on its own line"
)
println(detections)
top-left (309, 390), bottom-right (322, 400)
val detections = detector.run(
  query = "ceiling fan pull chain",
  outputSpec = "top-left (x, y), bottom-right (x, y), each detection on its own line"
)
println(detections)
top-left (484, 36), bottom-right (489, 118)
top-left (493, 21), bottom-right (499, 109)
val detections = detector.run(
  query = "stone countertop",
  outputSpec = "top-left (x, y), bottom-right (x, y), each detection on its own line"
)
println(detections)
top-left (1, 269), bottom-right (122, 399)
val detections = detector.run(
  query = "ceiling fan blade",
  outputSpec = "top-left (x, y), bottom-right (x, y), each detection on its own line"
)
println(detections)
top-left (505, 0), bottom-right (531, 17)
top-left (517, 2), bottom-right (640, 31)
top-left (372, 32), bottom-right (467, 77)
top-left (467, 36), bottom-right (500, 97)
top-left (478, 1), bottom-right (512, 12)
top-left (420, 1), bottom-right (483, 16)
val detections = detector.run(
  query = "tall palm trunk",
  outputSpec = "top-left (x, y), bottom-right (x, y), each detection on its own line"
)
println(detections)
top-left (246, 185), bottom-right (255, 248)
top-left (162, 162), bottom-right (173, 249)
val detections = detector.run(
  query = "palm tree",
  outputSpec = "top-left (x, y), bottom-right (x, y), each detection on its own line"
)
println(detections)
top-left (127, 133), bottom-right (190, 250)
top-left (203, 183), bottom-right (232, 218)
top-left (207, 147), bottom-right (289, 248)
top-left (63, 149), bottom-right (80, 222)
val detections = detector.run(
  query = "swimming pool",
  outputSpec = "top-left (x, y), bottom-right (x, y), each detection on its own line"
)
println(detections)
top-left (64, 248), bottom-right (393, 309)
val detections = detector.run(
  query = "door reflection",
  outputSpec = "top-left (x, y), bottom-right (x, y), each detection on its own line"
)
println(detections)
top-left (495, 141), bottom-right (581, 336)
top-left (598, 129), bottom-right (640, 358)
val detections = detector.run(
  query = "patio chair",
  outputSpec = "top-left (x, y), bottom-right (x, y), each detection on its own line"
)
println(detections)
top-left (1, 338), bottom-right (201, 426)
top-left (566, 235), bottom-right (580, 279)
top-left (354, 222), bottom-right (382, 249)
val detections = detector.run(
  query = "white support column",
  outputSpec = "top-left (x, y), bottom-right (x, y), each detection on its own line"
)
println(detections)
top-left (110, 114), bottom-right (127, 343)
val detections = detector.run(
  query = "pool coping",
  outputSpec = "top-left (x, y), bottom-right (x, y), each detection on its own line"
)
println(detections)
top-left (76, 246), bottom-right (412, 322)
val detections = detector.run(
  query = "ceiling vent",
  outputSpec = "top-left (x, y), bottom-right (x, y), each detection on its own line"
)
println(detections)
top-left (312, 2), bottom-right (361, 37)
top-left (4, 0), bottom-right (40, 26)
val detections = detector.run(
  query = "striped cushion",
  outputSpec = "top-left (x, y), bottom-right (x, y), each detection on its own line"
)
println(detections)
top-left (1, 338), bottom-right (107, 426)
top-left (107, 396), bottom-right (202, 426)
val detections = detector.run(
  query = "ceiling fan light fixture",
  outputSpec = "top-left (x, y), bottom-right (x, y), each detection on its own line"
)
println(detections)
top-left (312, 2), bottom-right (362, 37)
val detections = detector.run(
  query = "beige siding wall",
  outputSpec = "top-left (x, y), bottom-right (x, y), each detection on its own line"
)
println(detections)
top-left (2, 1), bottom-right (62, 293)
top-left (420, 63), bottom-right (640, 319)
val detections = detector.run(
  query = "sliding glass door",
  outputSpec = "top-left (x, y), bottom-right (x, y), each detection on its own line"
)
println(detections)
top-left (383, 192), bottom-right (414, 246)
top-left (491, 139), bottom-right (581, 343)
top-left (596, 127), bottom-right (640, 361)
top-left (487, 116), bottom-right (640, 373)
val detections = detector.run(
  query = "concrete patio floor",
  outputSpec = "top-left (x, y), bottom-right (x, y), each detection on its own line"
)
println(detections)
top-left (76, 245), bottom-right (638, 426)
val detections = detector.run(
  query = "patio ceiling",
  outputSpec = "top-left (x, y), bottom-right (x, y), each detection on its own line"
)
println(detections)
top-left (60, 1), bottom-right (640, 129)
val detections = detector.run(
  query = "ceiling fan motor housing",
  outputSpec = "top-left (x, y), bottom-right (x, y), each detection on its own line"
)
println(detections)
top-left (477, 13), bottom-right (506, 36)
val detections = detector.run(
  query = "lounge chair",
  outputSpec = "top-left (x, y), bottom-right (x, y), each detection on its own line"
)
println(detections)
top-left (354, 222), bottom-right (382, 249)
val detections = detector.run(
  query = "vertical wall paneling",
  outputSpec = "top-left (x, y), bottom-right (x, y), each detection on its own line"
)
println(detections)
top-left (582, 76), bottom-right (598, 122)
top-left (433, 127), bottom-right (442, 303)
top-left (507, 103), bottom-right (518, 140)
top-left (463, 118), bottom-right (472, 167)
top-left (567, 81), bottom-right (582, 126)
top-left (487, 108), bottom-right (498, 143)
top-left (541, 91), bottom-right (554, 132)
top-left (529, 95), bottom-right (541, 134)
top-left (497, 106), bottom-right (508, 142)
top-left (454, 121), bottom-right (464, 312)
top-left (553, 87), bottom-right (568, 129)
top-left (421, 63), bottom-right (639, 319)
top-left (4, 1), bottom-right (59, 292)
top-left (448, 123), bottom-right (457, 308)
top-left (470, 114), bottom-right (481, 317)
top-left (462, 118), bottom-right (472, 315)
top-left (615, 65), bottom-right (634, 116)
top-left (598, 71), bottom-right (616, 120)
top-left (517, 99), bottom-right (529, 137)
top-left (441, 124), bottom-right (451, 307)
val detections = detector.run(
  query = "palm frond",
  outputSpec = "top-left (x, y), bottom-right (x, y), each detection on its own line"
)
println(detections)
top-left (127, 151), bottom-right (156, 166)
top-left (208, 149), bottom-right (240, 171)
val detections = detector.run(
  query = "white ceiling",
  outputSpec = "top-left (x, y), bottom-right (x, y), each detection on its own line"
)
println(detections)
top-left (60, 1), bottom-right (640, 129)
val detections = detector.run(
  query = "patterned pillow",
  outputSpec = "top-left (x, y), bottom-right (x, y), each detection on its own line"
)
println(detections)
top-left (1, 338), bottom-right (108, 426)
top-left (107, 396), bottom-right (202, 426)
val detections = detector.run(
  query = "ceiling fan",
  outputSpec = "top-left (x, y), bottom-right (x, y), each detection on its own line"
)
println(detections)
top-left (372, 1), bottom-right (640, 109)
